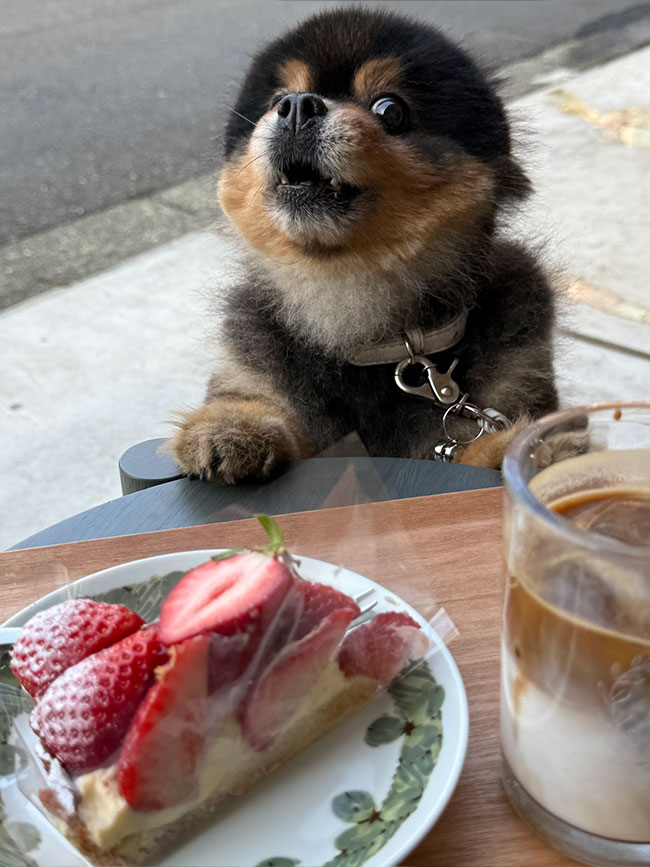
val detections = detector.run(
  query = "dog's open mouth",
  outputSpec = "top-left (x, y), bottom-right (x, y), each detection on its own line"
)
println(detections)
top-left (275, 160), bottom-right (359, 204)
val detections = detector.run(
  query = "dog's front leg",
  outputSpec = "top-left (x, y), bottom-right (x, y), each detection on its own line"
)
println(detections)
top-left (451, 340), bottom-right (558, 470)
top-left (454, 416), bottom-right (530, 470)
top-left (169, 366), bottom-right (314, 483)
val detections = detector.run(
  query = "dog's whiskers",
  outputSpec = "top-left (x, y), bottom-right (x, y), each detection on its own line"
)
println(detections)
top-left (225, 105), bottom-right (256, 127)
top-left (235, 153), bottom-right (266, 176)
top-left (251, 179), bottom-right (270, 203)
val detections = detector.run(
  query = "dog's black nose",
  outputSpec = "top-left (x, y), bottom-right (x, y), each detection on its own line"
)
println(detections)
top-left (277, 93), bottom-right (327, 132)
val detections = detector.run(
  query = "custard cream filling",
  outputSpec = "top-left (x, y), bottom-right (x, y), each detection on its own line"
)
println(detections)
top-left (76, 662), bottom-right (362, 850)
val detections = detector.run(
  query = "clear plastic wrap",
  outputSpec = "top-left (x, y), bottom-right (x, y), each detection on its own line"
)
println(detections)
top-left (1, 462), bottom-right (464, 867)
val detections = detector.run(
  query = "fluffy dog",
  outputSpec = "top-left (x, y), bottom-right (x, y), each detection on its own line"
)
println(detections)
top-left (171, 7), bottom-right (557, 482)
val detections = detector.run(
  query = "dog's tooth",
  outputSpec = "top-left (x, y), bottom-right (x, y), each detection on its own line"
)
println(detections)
top-left (279, 173), bottom-right (289, 184)
top-left (330, 179), bottom-right (342, 192)
top-left (301, 179), bottom-right (313, 186)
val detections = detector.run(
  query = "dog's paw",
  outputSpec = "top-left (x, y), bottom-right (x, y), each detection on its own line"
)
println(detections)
top-left (455, 416), bottom-right (590, 471)
top-left (169, 399), bottom-right (308, 483)
top-left (454, 416), bottom-right (530, 470)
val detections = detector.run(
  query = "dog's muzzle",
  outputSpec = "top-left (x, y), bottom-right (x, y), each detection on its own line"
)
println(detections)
top-left (276, 93), bottom-right (328, 133)
top-left (268, 92), bottom-right (360, 211)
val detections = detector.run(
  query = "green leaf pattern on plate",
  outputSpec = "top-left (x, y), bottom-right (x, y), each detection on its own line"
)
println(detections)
top-left (0, 647), bottom-right (19, 688)
top-left (262, 662), bottom-right (444, 867)
top-left (1, 572), bottom-right (444, 867)
top-left (0, 645), bottom-right (38, 866)
top-left (0, 570), bottom-right (185, 864)
top-left (254, 859), bottom-right (301, 867)
top-left (363, 715), bottom-right (404, 747)
top-left (0, 678), bottom-right (39, 867)
top-left (90, 570), bottom-right (186, 623)
top-left (0, 683), bottom-right (34, 746)
top-left (0, 801), bottom-right (39, 867)
top-left (331, 790), bottom-right (376, 823)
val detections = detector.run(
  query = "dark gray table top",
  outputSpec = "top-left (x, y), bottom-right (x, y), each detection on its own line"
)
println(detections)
top-left (13, 457), bottom-right (501, 550)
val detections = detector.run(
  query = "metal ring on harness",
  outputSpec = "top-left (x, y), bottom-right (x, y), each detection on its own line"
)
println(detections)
top-left (403, 335), bottom-right (416, 363)
top-left (441, 401), bottom-right (485, 446)
top-left (478, 406), bottom-right (512, 433)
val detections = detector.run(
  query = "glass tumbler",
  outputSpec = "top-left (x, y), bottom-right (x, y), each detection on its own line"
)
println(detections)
top-left (500, 402), bottom-right (650, 866)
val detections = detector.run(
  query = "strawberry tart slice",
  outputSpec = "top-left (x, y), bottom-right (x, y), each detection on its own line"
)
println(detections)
top-left (11, 519), bottom-right (429, 866)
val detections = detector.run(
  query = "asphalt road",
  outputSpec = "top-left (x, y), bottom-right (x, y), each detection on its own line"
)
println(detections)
top-left (2, 0), bottom-right (649, 248)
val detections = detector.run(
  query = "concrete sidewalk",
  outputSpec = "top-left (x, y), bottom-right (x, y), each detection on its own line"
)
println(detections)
top-left (1, 47), bottom-right (649, 550)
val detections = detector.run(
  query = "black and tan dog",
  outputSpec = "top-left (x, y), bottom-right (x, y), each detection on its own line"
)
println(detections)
top-left (171, 7), bottom-right (557, 482)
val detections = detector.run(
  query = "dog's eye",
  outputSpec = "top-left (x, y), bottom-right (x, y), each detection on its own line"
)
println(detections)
top-left (370, 95), bottom-right (409, 134)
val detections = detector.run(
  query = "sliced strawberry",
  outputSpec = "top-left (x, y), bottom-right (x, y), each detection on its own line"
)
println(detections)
top-left (159, 553), bottom-right (293, 645)
top-left (11, 599), bottom-right (144, 698)
top-left (31, 628), bottom-right (168, 774)
top-left (117, 635), bottom-right (209, 811)
top-left (241, 606), bottom-right (357, 751)
top-left (207, 632), bottom-right (252, 694)
top-left (294, 582), bottom-right (360, 640)
top-left (254, 580), bottom-right (306, 661)
top-left (337, 612), bottom-right (429, 684)
top-left (208, 580), bottom-right (305, 695)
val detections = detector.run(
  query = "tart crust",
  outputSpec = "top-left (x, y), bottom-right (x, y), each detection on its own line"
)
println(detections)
top-left (43, 675), bottom-right (377, 866)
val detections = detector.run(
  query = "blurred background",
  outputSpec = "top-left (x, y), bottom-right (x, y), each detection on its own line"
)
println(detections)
top-left (3, 0), bottom-right (650, 301)
top-left (1, 0), bottom-right (649, 548)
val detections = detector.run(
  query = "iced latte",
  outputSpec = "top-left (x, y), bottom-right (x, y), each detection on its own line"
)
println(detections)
top-left (501, 407), bottom-right (650, 866)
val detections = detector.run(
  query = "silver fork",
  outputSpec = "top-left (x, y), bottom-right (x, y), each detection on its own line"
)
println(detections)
top-left (350, 588), bottom-right (377, 628)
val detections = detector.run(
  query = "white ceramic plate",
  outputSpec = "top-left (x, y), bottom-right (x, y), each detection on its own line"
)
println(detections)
top-left (0, 551), bottom-right (469, 867)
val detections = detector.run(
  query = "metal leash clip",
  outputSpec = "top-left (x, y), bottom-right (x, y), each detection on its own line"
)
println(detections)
top-left (394, 335), bottom-right (461, 406)
top-left (432, 396), bottom-right (512, 462)
top-left (393, 333), bottom-right (511, 462)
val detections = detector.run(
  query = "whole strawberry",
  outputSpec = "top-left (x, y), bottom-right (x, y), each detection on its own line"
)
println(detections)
top-left (338, 612), bottom-right (429, 684)
top-left (294, 581), bottom-right (360, 640)
top-left (31, 627), bottom-right (168, 774)
top-left (11, 599), bottom-right (144, 698)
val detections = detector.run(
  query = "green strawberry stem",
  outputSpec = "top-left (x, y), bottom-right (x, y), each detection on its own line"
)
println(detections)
top-left (211, 549), bottom-right (243, 561)
top-left (210, 515), bottom-right (296, 571)
top-left (255, 514), bottom-right (285, 557)
top-left (255, 515), bottom-right (304, 579)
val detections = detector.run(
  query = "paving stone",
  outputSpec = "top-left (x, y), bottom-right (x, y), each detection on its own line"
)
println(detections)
top-left (511, 47), bottom-right (650, 357)
top-left (0, 232), bottom-right (225, 549)
top-left (555, 333), bottom-right (650, 407)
